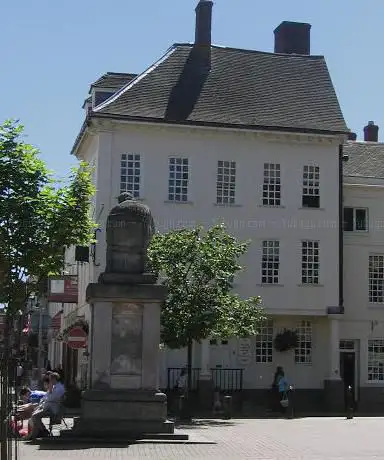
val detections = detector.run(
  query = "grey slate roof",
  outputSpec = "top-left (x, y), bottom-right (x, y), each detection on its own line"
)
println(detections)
top-left (94, 44), bottom-right (348, 134)
top-left (90, 72), bottom-right (137, 91)
top-left (343, 141), bottom-right (384, 179)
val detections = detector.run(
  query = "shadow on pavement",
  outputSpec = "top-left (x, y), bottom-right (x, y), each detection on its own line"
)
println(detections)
top-left (29, 441), bottom-right (134, 451)
top-left (175, 418), bottom-right (235, 430)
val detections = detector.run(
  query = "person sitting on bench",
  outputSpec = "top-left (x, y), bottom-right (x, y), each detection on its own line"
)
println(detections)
top-left (16, 386), bottom-right (47, 421)
top-left (26, 372), bottom-right (65, 440)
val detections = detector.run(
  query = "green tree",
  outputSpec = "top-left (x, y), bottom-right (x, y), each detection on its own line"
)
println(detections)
top-left (148, 224), bottom-right (265, 400)
top-left (0, 120), bottom-right (95, 457)
top-left (0, 120), bottom-right (95, 312)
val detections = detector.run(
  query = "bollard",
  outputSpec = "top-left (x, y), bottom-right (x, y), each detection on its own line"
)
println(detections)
top-left (223, 395), bottom-right (232, 420)
top-left (179, 394), bottom-right (192, 421)
top-left (346, 385), bottom-right (354, 420)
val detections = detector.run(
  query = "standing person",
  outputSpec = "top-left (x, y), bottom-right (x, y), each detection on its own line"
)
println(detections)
top-left (46, 361), bottom-right (52, 372)
top-left (271, 366), bottom-right (284, 411)
top-left (276, 368), bottom-right (290, 414)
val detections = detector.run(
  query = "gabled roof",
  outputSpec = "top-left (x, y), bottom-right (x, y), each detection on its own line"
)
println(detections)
top-left (93, 43), bottom-right (348, 134)
top-left (90, 72), bottom-right (137, 92)
top-left (343, 141), bottom-right (384, 179)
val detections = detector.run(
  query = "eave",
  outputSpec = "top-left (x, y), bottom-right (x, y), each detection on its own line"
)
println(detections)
top-left (71, 112), bottom-right (348, 156)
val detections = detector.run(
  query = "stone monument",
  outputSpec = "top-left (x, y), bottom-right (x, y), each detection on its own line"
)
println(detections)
top-left (65, 193), bottom-right (175, 438)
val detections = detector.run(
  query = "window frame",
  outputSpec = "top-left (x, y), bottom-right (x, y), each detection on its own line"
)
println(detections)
top-left (168, 157), bottom-right (190, 202)
top-left (369, 254), bottom-right (384, 303)
top-left (261, 240), bottom-right (280, 284)
top-left (216, 160), bottom-right (236, 205)
top-left (120, 153), bottom-right (141, 198)
top-left (301, 240), bottom-right (320, 285)
top-left (368, 339), bottom-right (384, 382)
top-left (302, 165), bottom-right (320, 208)
top-left (262, 163), bottom-right (281, 206)
top-left (295, 320), bottom-right (312, 365)
top-left (343, 207), bottom-right (368, 232)
top-left (255, 320), bottom-right (274, 363)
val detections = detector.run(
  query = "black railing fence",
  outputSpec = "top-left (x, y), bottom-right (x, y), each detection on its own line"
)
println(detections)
top-left (167, 367), bottom-right (244, 392)
top-left (167, 368), bottom-right (201, 390)
top-left (211, 368), bottom-right (243, 392)
top-left (0, 321), bottom-right (21, 460)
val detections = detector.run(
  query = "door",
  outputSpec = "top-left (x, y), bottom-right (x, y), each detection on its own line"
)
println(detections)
top-left (340, 351), bottom-right (356, 408)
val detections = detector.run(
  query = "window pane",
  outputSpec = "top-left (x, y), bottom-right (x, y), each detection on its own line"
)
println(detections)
top-left (355, 209), bottom-right (367, 231)
top-left (343, 207), bottom-right (354, 231)
top-left (120, 153), bottom-right (141, 198)
top-left (255, 320), bottom-right (274, 363)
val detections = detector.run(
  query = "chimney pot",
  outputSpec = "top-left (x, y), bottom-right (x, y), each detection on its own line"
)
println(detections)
top-left (364, 121), bottom-right (379, 142)
top-left (195, 0), bottom-right (213, 47)
top-left (274, 21), bottom-right (311, 55)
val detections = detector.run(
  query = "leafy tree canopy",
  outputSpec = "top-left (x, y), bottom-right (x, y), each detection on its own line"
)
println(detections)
top-left (148, 224), bottom-right (265, 349)
top-left (0, 120), bottom-right (95, 315)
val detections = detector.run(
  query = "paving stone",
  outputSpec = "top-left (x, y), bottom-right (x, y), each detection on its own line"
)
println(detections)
top-left (18, 416), bottom-right (384, 459)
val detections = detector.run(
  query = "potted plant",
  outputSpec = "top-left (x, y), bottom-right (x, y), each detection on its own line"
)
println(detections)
top-left (274, 329), bottom-right (298, 352)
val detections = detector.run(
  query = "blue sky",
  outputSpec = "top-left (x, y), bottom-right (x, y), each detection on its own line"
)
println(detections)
top-left (1, 0), bottom-right (383, 177)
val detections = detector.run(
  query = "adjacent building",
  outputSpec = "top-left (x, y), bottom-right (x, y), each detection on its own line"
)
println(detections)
top-left (47, 1), bottom-right (384, 412)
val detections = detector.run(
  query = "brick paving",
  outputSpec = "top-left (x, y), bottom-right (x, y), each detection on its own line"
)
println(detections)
top-left (18, 417), bottom-right (384, 459)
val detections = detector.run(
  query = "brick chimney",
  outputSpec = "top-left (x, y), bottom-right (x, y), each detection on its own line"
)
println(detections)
top-left (348, 132), bottom-right (357, 141)
top-left (195, 0), bottom-right (213, 47)
top-left (364, 121), bottom-right (379, 142)
top-left (274, 21), bottom-right (311, 55)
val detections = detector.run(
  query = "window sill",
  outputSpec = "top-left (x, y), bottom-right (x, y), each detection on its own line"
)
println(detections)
top-left (214, 203), bottom-right (242, 208)
top-left (164, 200), bottom-right (194, 205)
top-left (368, 303), bottom-right (384, 307)
top-left (297, 283), bottom-right (324, 287)
top-left (299, 207), bottom-right (325, 211)
top-left (256, 283), bottom-right (284, 287)
top-left (258, 205), bottom-right (285, 209)
top-left (344, 231), bottom-right (369, 235)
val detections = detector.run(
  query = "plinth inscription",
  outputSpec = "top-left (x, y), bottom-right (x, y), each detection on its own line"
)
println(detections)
top-left (110, 303), bottom-right (143, 376)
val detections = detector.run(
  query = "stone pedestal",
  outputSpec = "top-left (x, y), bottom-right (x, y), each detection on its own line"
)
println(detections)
top-left (66, 281), bottom-right (175, 438)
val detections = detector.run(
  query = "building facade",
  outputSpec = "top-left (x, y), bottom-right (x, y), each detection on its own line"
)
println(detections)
top-left (47, 1), bottom-right (384, 412)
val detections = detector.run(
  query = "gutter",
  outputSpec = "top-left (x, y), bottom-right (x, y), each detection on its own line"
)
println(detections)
top-left (328, 144), bottom-right (345, 315)
top-left (90, 112), bottom-right (349, 137)
top-left (338, 144), bottom-right (345, 313)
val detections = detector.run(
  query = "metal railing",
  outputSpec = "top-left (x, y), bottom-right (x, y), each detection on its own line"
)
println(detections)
top-left (167, 368), bottom-right (201, 390)
top-left (167, 367), bottom-right (244, 392)
top-left (0, 324), bottom-right (21, 460)
top-left (211, 368), bottom-right (243, 392)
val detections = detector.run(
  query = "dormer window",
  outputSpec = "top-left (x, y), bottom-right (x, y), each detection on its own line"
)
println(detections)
top-left (93, 90), bottom-right (115, 108)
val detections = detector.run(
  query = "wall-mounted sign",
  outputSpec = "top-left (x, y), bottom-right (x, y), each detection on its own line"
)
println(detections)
top-left (48, 275), bottom-right (78, 303)
top-left (237, 338), bottom-right (252, 366)
top-left (67, 326), bottom-right (87, 350)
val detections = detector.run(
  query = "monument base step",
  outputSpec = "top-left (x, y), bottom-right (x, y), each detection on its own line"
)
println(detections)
top-left (64, 418), bottom-right (175, 439)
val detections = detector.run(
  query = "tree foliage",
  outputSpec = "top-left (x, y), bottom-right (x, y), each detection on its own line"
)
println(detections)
top-left (148, 224), bottom-right (265, 349)
top-left (0, 120), bottom-right (95, 315)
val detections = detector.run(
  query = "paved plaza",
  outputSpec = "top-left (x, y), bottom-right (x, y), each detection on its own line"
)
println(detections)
top-left (17, 416), bottom-right (384, 459)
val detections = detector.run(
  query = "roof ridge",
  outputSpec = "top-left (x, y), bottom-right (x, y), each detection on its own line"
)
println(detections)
top-left (104, 72), bottom-right (137, 77)
top-left (94, 45), bottom-right (177, 113)
top-left (172, 42), bottom-right (325, 59)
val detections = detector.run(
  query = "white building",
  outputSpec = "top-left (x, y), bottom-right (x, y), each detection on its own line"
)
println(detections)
top-left (47, 1), bottom-right (384, 413)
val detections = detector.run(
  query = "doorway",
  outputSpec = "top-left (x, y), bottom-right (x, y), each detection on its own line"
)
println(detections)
top-left (339, 340), bottom-right (358, 409)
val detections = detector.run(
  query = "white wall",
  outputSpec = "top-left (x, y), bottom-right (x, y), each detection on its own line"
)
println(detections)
top-left (85, 122), bottom-right (340, 316)
top-left (343, 179), bottom-right (384, 386)
top-left (75, 121), bottom-right (342, 390)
